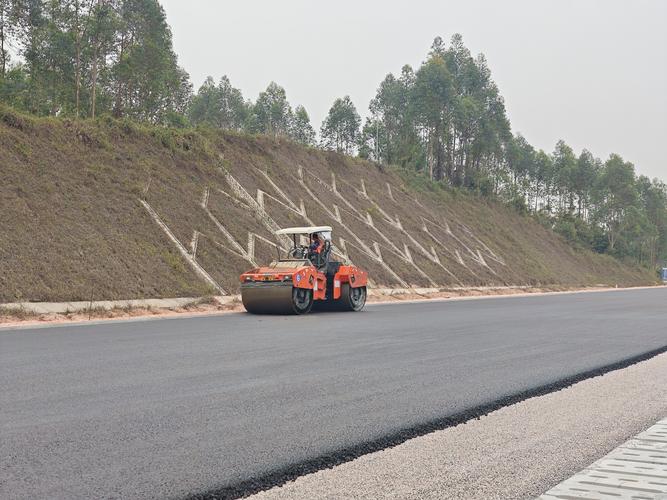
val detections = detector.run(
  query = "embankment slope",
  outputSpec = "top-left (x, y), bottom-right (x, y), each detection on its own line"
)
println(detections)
top-left (0, 110), bottom-right (654, 302)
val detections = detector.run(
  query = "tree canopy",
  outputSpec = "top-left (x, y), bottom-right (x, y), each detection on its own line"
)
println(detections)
top-left (0, 0), bottom-right (190, 123)
top-left (355, 34), bottom-right (667, 268)
top-left (189, 75), bottom-right (247, 130)
top-left (320, 95), bottom-right (361, 154)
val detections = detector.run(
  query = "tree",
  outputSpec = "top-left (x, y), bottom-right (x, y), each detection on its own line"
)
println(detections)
top-left (533, 149), bottom-right (554, 211)
top-left (188, 76), bottom-right (215, 125)
top-left (247, 81), bottom-right (292, 137)
top-left (61, 0), bottom-right (95, 118)
top-left (552, 140), bottom-right (577, 213)
top-left (4, 0), bottom-right (189, 121)
top-left (111, 0), bottom-right (189, 123)
top-left (320, 95), bottom-right (360, 154)
top-left (367, 65), bottom-right (422, 169)
top-left (189, 75), bottom-right (247, 130)
top-left (592, 154), bottom-right (638, 252)
top-left (0, 1), bottom-right (29, 107)
top-left (506, 134), bottom-right (535, 197)
top-left (11, 0), bottom-right (49, 114)
top-left (289, 104), bottom-right (315, 145)
top-left (573, 149), bottom-right (599, 217)
top-left (87, 0), bottom-right (118, 118)
top-left (615, 205), bottom-right (657, 264)
top-left (636, 176), bottom-right (667, 265)
top-left (358, 116), bottom-right (384, 161)
top-left (367, 73), bottom-right (399, 163)
top-left (412, 50), bottom-right (453, 181)
top-left (0, 0), bottom-right (17, 78)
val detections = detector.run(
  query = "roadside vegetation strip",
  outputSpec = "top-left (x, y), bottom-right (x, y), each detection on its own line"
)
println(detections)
top-left (185, 345), bottom-right (667, 500)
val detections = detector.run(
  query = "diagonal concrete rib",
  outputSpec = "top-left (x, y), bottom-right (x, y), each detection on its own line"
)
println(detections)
top-left (139, 199), bottom-right (226, 295)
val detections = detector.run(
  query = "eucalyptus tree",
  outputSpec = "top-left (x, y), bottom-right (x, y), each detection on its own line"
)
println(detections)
top-left (368, 64), bottom-right (421, 168)
top-left (189, 75), bottom-right (247, 130)
top-left (573, 149), bottom-right (599, 218)
top-left (592, 154), bottom-right (639, 252)
top-left (320, 95), bottom-right (360, 154)
top-left (247, 81), bottom-right (293, 137)
top-left (532, 149), bottom-right (554, 212)
top-left (87, 0), bottom-right (118, 118)
top-left (111, 0), bottom-right (190, 123)
top-left (4, 0), bottom-right (188, 121)
top-left (636, 176), bottom-right (667, 265)
top-left (358, 116), bottom-right (385, 162)
top-left (290, 104), bottom-right (315, 145)
top-left (552, 140), bottom-right (578, 213)
top-left (411, 50), bottom-right (453, 181)
top-left (0, 0), bottom-right (18, 78)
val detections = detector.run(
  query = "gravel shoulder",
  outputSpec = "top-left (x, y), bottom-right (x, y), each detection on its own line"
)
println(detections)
top-left (250, 353), bottom-right (667, 500)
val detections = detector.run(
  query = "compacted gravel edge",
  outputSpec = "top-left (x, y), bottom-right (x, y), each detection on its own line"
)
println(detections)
top-left (185, 345), bottom-right (667, 500)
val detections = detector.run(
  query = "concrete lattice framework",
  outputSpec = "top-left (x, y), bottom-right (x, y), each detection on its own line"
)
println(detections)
top-left (140, 161), bottom-right (506, 292)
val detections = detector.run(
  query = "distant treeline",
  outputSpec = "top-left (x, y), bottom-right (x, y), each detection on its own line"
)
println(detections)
top-left (1, 0), bottom-right (665, 269)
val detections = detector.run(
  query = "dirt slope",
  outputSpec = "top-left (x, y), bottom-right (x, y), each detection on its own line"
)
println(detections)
top-left (0, 109), bottom-right (655, 302)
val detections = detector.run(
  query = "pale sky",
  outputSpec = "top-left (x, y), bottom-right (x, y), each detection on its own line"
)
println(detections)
top-left (161, 0), bottom-right (667, 180)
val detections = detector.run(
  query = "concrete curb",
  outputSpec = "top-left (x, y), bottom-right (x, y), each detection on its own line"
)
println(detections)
top-left (0, 287), bottom-right (511, 314)
top-left (1, 285), bottom-right (663, 315)
top-left (0, 296), bottom-right (238, 315)
top-left (368, 286), bottom-right (536, 296)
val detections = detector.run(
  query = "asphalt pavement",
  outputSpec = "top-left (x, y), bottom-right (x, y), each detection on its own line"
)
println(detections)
top-left (250, 353), bottom-right (667, 500)
top-left (1, 288), bottom-right (666, 499)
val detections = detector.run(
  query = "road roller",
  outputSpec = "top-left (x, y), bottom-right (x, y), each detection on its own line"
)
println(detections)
top-left (240, 226), bottom-right (368, 314)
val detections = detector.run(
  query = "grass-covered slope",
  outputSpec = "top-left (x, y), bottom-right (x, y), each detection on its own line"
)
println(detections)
top-left (0, 108), bottom-right (655, 302)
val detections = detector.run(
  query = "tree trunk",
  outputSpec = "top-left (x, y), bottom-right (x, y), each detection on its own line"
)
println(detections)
top-left (608, 225), bottom-right (616, 251)
top-left (113, 32), bottom-right (126, 118)
top-left (75, 36), bottom-right (81, 117)
top-left (427, 132), bottom-right (434, 181)
top-left (0, 6), bottom-right (5, 79)
top-left (74, 0), bottom-right (81, 118)
top-left (91, 42), bottom-right (98, 118)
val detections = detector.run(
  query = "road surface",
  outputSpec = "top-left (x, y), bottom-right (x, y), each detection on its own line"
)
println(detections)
top-left (1, 288), bottom-right (666, 499)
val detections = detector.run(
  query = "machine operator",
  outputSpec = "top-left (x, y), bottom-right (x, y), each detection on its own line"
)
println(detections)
top-left (309, 233), bottom-right (323, 254)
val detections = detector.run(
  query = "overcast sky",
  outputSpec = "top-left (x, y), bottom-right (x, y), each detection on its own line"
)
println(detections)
top-left (160, 0), bottom-right (666, 180)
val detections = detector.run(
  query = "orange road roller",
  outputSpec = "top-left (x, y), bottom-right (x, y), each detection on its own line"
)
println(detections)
top-left (240, 226), bottom-right (368, 314)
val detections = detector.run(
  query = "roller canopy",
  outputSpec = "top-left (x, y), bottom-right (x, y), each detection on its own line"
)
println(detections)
top-left (275, 226), bottom-right (332, 235)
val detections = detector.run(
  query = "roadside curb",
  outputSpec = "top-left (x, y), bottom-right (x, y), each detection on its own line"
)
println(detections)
top-left (1, 284), bottom-right (663, 316)
top-left (0, 296), bottom-right (238, 315)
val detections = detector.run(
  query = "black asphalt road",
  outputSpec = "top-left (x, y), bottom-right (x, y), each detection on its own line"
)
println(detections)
top-left (2, 288), bottom-right (666, 500)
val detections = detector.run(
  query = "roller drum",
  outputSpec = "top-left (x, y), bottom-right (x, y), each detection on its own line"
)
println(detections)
top-left (241, 282), bottom-right (313, 315)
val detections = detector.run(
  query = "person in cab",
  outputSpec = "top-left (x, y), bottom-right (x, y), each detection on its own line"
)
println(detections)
top-left (309, 232), bottom-right (323, 255)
